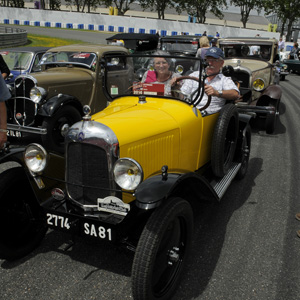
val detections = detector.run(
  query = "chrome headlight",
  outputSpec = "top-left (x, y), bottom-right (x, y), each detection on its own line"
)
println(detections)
top-left (253, 78), bottom-right (265, 91)
top-left (113, 158), bottom-right (143, 190)
top-left (30, 86), bottom-right (46, 103)
top-left (24, 144), bottom-right (48, 173)
top-left (175, 64), bottom-right (184, 74)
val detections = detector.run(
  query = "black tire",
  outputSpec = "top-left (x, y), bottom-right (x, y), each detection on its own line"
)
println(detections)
top-left (131, 197), bottom-right (193, 300)
top-left (280, 75), bottom-right (285, 81)
top-left (42, 105), bottom-right (81, 153)
top-left (236, 126), bottom-right (251, 180)
top-left (0, 167), bottom-right (47, 260)
top-left (211, 104), bottom-right (239, 177)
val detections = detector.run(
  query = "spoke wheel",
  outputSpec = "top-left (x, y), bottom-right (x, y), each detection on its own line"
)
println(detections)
top-left (236, 126), bottom-right (251, 180)
top-left (132, 197), bottom-right (193, 300)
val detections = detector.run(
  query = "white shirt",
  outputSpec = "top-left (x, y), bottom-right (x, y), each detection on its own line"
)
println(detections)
top-left (181, 71), bottom-right (239, 114)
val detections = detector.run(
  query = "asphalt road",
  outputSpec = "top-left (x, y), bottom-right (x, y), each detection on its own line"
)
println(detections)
top-left (1, 24), bottom-right (115, 45)
top-left (0, 27), bottom-right (300, 299)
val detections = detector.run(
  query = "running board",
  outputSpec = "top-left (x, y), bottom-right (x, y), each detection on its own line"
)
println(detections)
top-left (211, 163), bottom-right (241, 200)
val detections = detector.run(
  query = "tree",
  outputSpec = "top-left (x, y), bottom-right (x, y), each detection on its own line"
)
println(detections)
top-left (2, 0), bottom-right (24, 7)
top-left (177, 0), bottom-right (226, 24)
top-left (263, 0), bottom-right (300, 41)
top-left (230, 0), bottom-right (263, 28)
top-left (65, 0), bottom-right (99, 12)
top-left (139, 0), bottom-right (176, 20)
top-left (101, 0), bottom-right (135, 15)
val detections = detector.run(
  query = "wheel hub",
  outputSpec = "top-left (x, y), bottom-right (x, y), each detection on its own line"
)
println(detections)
top-left (167, 247), bottom-right (180, 266)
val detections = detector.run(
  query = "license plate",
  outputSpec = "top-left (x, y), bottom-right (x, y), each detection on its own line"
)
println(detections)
top-left (46, 212), bottom-right (115, 242)
top-left (7, 129), bottom-right (22, 138)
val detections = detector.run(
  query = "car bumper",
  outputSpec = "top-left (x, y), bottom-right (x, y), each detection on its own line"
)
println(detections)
top-left (7, 123), bottom-right (47, 135)
top-left (236, 103), bottom-right (276, 116)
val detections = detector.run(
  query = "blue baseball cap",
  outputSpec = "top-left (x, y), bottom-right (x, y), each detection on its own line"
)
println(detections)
top-left (205, 47), bottom-right (224, 59)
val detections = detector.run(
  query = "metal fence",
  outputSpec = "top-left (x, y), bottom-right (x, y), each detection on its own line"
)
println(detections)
top-left (0, 26), bottom-right (27, 48)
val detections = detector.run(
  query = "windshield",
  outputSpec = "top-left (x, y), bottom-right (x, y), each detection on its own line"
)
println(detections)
top-left (161, 41), bottom-right (199, 53)
top-left (219, 42), bottom-right (273, 61)
top-left (40, 51), bottom-right (97, 69)
top-left (103, 53), bottom-right (205, 105)
top-left (0, 51), bottom-right (34, 71)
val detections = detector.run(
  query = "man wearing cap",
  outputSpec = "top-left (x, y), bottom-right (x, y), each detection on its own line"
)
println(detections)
top-left (180, 47), bottom-right (239, 114)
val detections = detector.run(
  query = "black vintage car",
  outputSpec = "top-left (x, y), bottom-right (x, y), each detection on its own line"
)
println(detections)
top-left (106, 33), bottom-right (159, 52)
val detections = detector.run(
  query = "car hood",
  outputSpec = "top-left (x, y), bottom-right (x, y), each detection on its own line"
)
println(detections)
top-left (28, 68), bottom-right (94, 99)
top-left (224, 59), bottom-right (270, 72)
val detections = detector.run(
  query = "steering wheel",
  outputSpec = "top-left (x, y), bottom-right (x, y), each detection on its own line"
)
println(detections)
top-left (171, 76), bottom-right (211, 111)
top-left (171, 76), bottom-right (200, 102)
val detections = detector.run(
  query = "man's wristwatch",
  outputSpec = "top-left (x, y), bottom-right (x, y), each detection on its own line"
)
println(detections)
top-left (218, 90), bottom-right (223, 97)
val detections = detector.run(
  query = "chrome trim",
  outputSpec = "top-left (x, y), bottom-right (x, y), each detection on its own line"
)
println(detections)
top-left (65, 119), bottom-right (120, 210)
top-left (7, 123), bottom-right (47, 134)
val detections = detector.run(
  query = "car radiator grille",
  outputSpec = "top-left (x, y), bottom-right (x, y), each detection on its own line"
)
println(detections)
top-left (67, 142), bottom-right (110, 206)
top-left (233, 71), bottom-right (249, 88)
top-left (8, 77), bottom-right (36, 126)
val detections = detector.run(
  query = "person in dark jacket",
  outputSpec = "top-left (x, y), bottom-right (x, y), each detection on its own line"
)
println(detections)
top-left (0, 73), bottom-right (10, 148)
top-left (0, 54), bottom-right (10, 79)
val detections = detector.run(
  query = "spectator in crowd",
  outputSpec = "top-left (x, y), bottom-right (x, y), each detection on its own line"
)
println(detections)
top-left (288, 42), bottom-right (300, 59)
top-left (196, 36), bottom-right (210, 59)
top-left (141, 50), bottom-right (180, 96)
top-left (0, 54), bottom-right (10, 80)
top-left (278, 37), bottom-right (285, 52)
top-left (215, 32), bottom-right (220, 38)
top-left (180, 47), bottom-right (239, 114)
top-left (210, 38), bottom-right (218, 47)
top-left (202, 31), bottom-right (207, 36)
top-left (0, 73), bottom-right (10, 148)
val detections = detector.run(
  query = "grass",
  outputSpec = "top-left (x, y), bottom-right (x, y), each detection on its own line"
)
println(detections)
top-left (26, 33), bottom-right (87, 47)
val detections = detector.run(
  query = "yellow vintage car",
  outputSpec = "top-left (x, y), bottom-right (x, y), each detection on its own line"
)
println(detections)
top-left (0, 54), bottom-right (251, 300)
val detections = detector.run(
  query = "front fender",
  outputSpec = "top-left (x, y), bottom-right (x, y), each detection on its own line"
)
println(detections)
top-left (257, 84), bottom-right (282, 107)
top-left (135, 172), bottom-right (218, 210)
top-left (0, 146), bottom-right (26, 165)
top-left (38, 94), bottom-right (82, 117)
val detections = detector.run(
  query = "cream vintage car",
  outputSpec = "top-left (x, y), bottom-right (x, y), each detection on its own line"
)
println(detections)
top-left (218, 37), bottom-right (282, 134)
top-left (6, 44), bottom-right (130, 153)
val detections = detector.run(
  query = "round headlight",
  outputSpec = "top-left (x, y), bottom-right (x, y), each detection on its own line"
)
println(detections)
top-left (30, 87), bottom-right (46, 103)
top-left (113, 158), bottom-right (143, 190)
top-left (175, 65), bottom-right (184, 74)
top-left (24, 144), bottom-right (48, 173)
top-left (253, 78), bottom-right (265, 91)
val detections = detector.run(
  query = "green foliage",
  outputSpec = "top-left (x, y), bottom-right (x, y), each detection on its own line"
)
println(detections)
top-left (65, 0), bottom-right (99, 12)
top-left (230, 0), bottom-right (263, 28)
top-left (26, 34), bottom-right (87, 47)
top-left (176, 0), bottom-right (226, 24)
top-left (1, 0), bottom-right (24, 7)
top-left (139, 0), bottom-right (176, 19)
top-left (263, 0), bottom-right (300, 40)
top-left (101, 0), bottom-right (135, 15)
